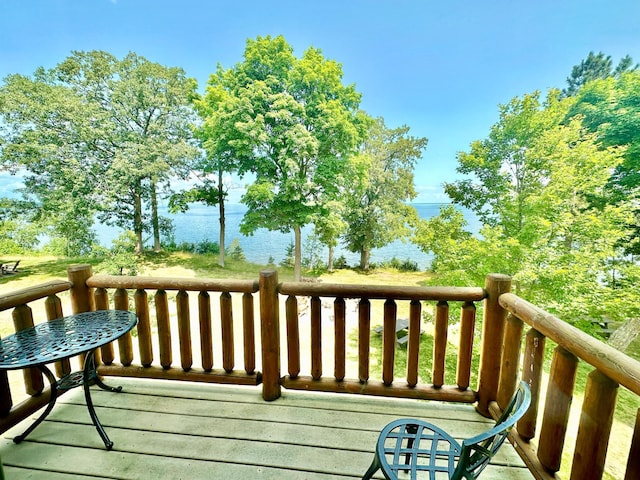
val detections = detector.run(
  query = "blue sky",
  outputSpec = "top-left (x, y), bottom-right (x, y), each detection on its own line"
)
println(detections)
top-left (1, 0), bottom-right (640, 202)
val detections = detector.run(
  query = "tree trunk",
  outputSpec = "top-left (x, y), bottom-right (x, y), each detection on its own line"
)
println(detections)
top-left (134, 182), bottom-right (144, 254)
top-left (327, 244), bottom-right (334, 272)
top-left (218, 167), bottom-right (225, 267)
top-left (609, 317), bottom-right (640, 351)
top-left (294, 225), bottom-right (302, 281)
top-left (151, 181), bottom-right (161, 252)
top-left (360, 248), bottom-right (370, 270)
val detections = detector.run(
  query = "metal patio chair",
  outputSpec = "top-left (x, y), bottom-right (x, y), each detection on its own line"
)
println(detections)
top-left (362, 381), bottom-right (531, 479)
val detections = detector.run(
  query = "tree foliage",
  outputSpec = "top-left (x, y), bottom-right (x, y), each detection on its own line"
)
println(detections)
top-left (420, 88), bottom-right (635, 324)
top-left (342, 117), bottom-right (427, 269)
top-left (0, 50), bottom-right (199, 254)
top-left (562, 51), bottom-right (637, 97)
top-left (197, 35), bottom-right (366, 279)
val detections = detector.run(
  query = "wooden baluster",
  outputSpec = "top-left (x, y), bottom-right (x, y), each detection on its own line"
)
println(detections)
top-left (220, 291), bottom-right (234, 373)
top-left (285, 295), bottom-right (300, 378)
top-left (358, 298), bottom-right (371, 383)
top-left (570, 370), bottom-right (618, 480)
top-left (0, 332), bottom-right (12, 415)
top-left (45, 294), bottom-right (71, 377)
top-left (477, 273), bottom-right (511, 416)
top-left (433, 301), bottom-right (448, 388)
top-left (538, 346), bottom-right (578, 473)
top-left (13, 305), bottom-right (43, 395)
top-left (259, 270), bottom-right (280, 401)
top-left (176, 290), bottom-right (192, 372)
top-left (406, 300), bottom-right (421, 387)
top-left (155, 290), bottom-right (172, 369)
top-left (94, 287), bottom-right (114, 365)
top-left (457, 301), bottom-right (475, 390)
top-left (497, 313), bottom-right (524, 410)
top-left (242, 292), bottom-right (255, 375)
top-left (199, 291), bottom-right (213, 372)
top-left (114, 288), bottom-right (133, 366)
top-left (311, 296), bottom-right (322, 381)
top-left (382, 299), bottom-right (397, 386)
top-left (625, 409), bottom-right (640, 480)
top-left (334, 297), bottom-right (346, 382)
top-left (519, 328), bottom-right (545, 440)
top-left (135, 289), bottom-right (153, 368)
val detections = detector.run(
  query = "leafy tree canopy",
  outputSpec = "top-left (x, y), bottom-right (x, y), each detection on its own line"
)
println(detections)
top-left (196, 35), bottom-right (367, 279)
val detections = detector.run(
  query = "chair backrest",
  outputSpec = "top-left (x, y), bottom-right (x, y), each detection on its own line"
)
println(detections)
top-left (451, 381), bottom-right (531, 480)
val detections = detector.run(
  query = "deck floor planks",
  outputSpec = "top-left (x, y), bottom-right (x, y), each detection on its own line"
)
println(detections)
top-left (0, 378), bottom-right (534, 479)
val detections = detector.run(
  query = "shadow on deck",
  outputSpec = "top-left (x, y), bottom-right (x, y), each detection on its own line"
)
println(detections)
top-left (0, 378), bottom-right (533, 479)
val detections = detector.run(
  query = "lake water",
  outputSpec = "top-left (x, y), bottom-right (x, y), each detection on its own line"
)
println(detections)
top-left (95, 203), bottom-right (479, 270)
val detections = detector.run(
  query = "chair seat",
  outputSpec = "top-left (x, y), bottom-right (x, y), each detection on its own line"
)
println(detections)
top-left (373, 418), bottom-right (462, 479)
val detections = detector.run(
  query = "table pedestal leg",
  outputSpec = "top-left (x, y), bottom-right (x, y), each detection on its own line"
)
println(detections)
top-left (13, 365), bottom-right (57, 444)
top-left (83, 349), bottom-right (122, 450)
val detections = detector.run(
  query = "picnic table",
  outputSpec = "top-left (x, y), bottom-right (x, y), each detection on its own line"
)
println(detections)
top-left (0, 260), bottom-right (20, 275)
top-left (374, 318), bottom-right (421, 345)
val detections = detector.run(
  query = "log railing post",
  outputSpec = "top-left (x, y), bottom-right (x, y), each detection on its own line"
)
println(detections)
top-left (310, 296), bottom-right (322, 381)
top-left (135, 289), bottom-right (153, 368)
top-left (497, 313), bottom-right (524, 410)
top-left (382, 299), bottom-right (397, 386)
top-left (457, 301), bottom-right (476, 390)
top-left (13, 305), bottom-right (43, 396)
top-left (334, 298), bottom-right (346, 382)
top-left (242, 292), bottom-right (256, 375)
top-left (358, 298), bottom-right (371, 383)
top-left (94, 287), bottom-right (114, 365)
top-left (114, 288), bottom-right (133, 367)
top-left (198, 291), bottom-right (213, 372)
top-left (477, 273), bottom-right (511, 416)
top-left (570, 370), bottom-right (619, 480)
top-left (260, 270), bottom-right (281, 401)
top-left (538, 346), bottom-right (578, 473)
top-left (67, 264), bottom-right (95, 314)
top-left (406, 300), bottom-right (422, 387)
top-left (625, 409), bottom-right (640, 480)
top-left (285, 295), bottom-right (300, 378)
top-left (433, 300), bottom-right (449, 388)
top-left (45, 294), bottom-right (71, 378)
top-left (520, 328), bottom-right (545, 440)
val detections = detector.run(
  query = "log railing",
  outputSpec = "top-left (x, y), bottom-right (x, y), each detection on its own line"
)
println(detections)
top-left (268, 270), bottom-right (487, 403)
top-left (2, 265), bottom-right (640, 479)
top-left (84, 270), bottom-right (261, 386)
top-left (0, 278), bottom-right (73, 433)
top-left (497, 291), bottom-right (640, 480)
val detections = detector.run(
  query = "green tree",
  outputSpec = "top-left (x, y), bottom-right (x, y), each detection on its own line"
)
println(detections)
top-left (342, 117), bottom-right (427, 270)
top-left (568, 71), bottom-right (640, 253)
top-left (0, 68), bottom-right (101, 253)
top-left (562, 51), bottom-right (637, 97)
top-left (422, 90), bottom-right (632, 325)
top-left (198, 35), bottom-right (365, 280)
top-left (0, 50), bottom-right (199, 254)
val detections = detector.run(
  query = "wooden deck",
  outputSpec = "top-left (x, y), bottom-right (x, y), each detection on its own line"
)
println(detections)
top-left (0, 378), bottom-right (534, 479)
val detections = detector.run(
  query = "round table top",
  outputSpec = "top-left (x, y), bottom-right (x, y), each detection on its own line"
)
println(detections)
top-left (0, 310), bottom-right (137, 369)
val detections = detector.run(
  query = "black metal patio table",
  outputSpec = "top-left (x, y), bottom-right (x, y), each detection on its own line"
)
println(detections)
top-left (0, 310), bottom-right (137, 450)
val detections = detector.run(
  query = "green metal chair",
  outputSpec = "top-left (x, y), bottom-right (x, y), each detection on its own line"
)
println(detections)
top-left (362, 381), bottom-right (531, 479)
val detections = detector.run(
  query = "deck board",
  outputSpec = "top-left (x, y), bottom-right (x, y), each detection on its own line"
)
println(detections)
top-left (0, 378), bottom-right (534, 479)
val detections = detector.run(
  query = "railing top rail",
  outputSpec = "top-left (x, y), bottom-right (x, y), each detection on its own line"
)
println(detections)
top-left (87, 275), bottom-right (259, 294)
top-left (0, 280), bottom-right (72, 312)
top-left (499, 291), bottom-right (640, 396)
top-left (279, 282), bottom-right (487, 302)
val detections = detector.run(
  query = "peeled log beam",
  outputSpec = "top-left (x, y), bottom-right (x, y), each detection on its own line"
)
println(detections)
top-left (500, 292), bottom-right (640, 396)
top-left (0, 280), bottom-right (72, 311)
top-left (279, 282), bottom-right (485, 302)
top-left (88, 274), bottom-right (258, 293)
top-left (281, 376), bottom-right (478, 403)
